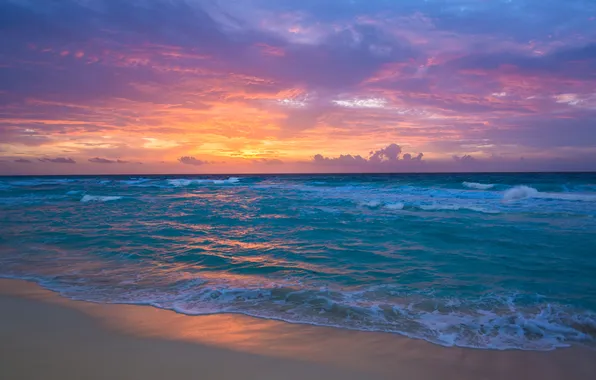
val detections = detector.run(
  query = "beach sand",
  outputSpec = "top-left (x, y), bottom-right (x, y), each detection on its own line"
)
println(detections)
top-left (1, 279), bottom-right (595, 380)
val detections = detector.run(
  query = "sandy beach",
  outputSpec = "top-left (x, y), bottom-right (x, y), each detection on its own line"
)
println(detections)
top-left (0, 279), bottom-right (594, 380)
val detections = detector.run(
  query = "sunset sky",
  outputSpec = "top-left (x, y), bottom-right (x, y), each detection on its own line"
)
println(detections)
top-left (1, 0), bottom-right (595, 174)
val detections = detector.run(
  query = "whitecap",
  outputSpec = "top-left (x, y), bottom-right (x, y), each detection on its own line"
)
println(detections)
top-left (503, 186), bottom-right (596, 202)
top-left (503, 185), bottom-right (539, 201)
top-left (418, 204), bottom-right (499, 214)
top-left (81, 195), bottom-right (123, 203)
top-left (168, 179), bottom-right (194, 187)
top-left (463, 181), bottom-right (495, 190)
top-left (210, 177), bottom-right (241, 185)
top-left (360, 200), bottom-right (382, 208)
top-left (385, 202), bottom-right (405, 210)
top-left (121, 178), bottom-right (152, 185)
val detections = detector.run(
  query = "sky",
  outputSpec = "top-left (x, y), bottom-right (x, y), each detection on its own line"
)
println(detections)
top-left (1, 0), bottom-right (595, 174)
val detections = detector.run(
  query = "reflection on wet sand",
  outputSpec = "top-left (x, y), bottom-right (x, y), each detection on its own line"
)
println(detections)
top-left (1, 279), bottom-right (595, 380)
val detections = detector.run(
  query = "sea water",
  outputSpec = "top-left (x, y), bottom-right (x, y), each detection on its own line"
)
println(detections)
top-left (1, 173), bottom-right (595, 350)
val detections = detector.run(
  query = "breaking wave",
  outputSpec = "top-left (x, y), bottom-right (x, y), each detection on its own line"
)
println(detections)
top-left (2, 271), bottom-right (593, 351)
top-left (2, 172), bottom-right (596, 352)
top-left (503, 186), bottom-right (596, 202)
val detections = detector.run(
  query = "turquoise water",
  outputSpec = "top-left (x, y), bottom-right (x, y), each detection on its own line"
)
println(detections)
top-left (1, 173), bottom-right (595, 350)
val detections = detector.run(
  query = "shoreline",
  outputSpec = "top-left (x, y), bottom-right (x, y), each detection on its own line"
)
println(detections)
top-left (1, 278), bottom-right (595, 379)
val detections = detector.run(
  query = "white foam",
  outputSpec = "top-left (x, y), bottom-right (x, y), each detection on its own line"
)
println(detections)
top-left (168, 177), bottom-right (241, 187)
top-left (535, 192), bottom-right (596, 202)
top-left (418, 204), bottom-right (499, 214)
top-left (503, 185), bottom-right (539, 201)
top-left (210, 177), bottom-right (241, 185)
top-left (168, 179), bottom-right (193, 187)
top-left (121, 178), bottom-right (151, 185)
top-left (503, 186), bottom-right (596, 202)
top-left (361, 200), bottom-right (382, 208)
top-left (463, 181), bottom-right (495, 190)
top-left (81, 195), bottom-right (123, 203)
top-left (3, 268), bottom-right (594, 351)
top-left (385, 202), bottom-right (405, 210)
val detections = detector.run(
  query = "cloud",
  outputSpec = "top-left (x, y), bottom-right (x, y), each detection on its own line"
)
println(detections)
top-left (369, 143), bottom-right (402, 163)
top-left (14, 158), bottom-right (32, 163)
top-left (313, 153), bottom-right (368, 165)
top-left (485, 113), bottom-right (596, 149)
top-left (443, 44), bottom-right (596, 80)
top-left (253, 158), bottom-right (284, 165)
top-left (88, 157), bottom-right (130, 164)
top-left (178, 156), bottom-right (208, 166)
top-left (452, 155), bottom-right (478, 165)
top-left (313, 143), bottom-right (424, 169)
top-left (38, 157), bottom-right (76, 164)
top-left (1, 0), bottom-right (596, 174)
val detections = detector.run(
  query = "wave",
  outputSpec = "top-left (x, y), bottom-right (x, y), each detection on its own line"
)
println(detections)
top-left (81, 195), bottom-right (123, 203)
top-left (385, 202), bottom-right (405, 210)
top-left (116, 289), bottom-right (596, 350)
top-left (167, 177), bottom-right (241, 187)
top-left (4, 273), bottom-right (593, 351)
top-left (418, 204), bottom-right (500, 214)
top-left (7, 179), bottom-right (76, 187)
top-left (503, 186), bottom-right (539, 201)
top-left (503, 186), bottom-right (596, 202)
top-left (360, 200), bottom-right (382, 208)
top-left (360, 201), bottom-right (405, 210)
top-left (0, 194), bottom-right (69, 205)
top-left (463, 181), bottom-right (495, 190)
top-left (120, 178), bottom-right (152, 185)
top-left (359, 200), bottom-right (498, 214)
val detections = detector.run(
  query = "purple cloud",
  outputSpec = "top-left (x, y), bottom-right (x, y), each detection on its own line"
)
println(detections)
top-left (313, 144), bottom-right (424, 168)
top-left (453, 155), bottom-right (477, 165)
top-left (369, 143), bottom-right (402, 163)
top-left (89, 157), bottom-right (131, 164)
top-left (38, 157), bottom-right (76, 164)
top-left (442, 44), bottom-right (596, 80)
top-left (14, 158), bottom-right (32, 163)
top-left (314, 153), bottom-right (368, 166)
top-left (1, 0), bottom-right (595, 174)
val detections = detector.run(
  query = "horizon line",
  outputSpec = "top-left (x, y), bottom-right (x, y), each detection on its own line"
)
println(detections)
top-left (1, 170), bottom-right (595, 178)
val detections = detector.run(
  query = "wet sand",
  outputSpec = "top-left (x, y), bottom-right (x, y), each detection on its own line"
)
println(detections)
top-left (1, 279), bottom-right (595, 380)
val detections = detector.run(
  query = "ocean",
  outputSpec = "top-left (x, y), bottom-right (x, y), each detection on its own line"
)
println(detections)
top-left (1, 173), bottom-right (595, 351)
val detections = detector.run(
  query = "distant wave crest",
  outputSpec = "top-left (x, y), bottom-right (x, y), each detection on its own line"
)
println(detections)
top-left (418, 204), bottom-right (499, 214)
top-left (81, 195), bottom-right (123, 203)
top-left (385, 202), bottom-right (405, 210)
top-left (463, 181), bottom-right (495, 190)
top-left (168, 177), bottom-right (241, 187)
